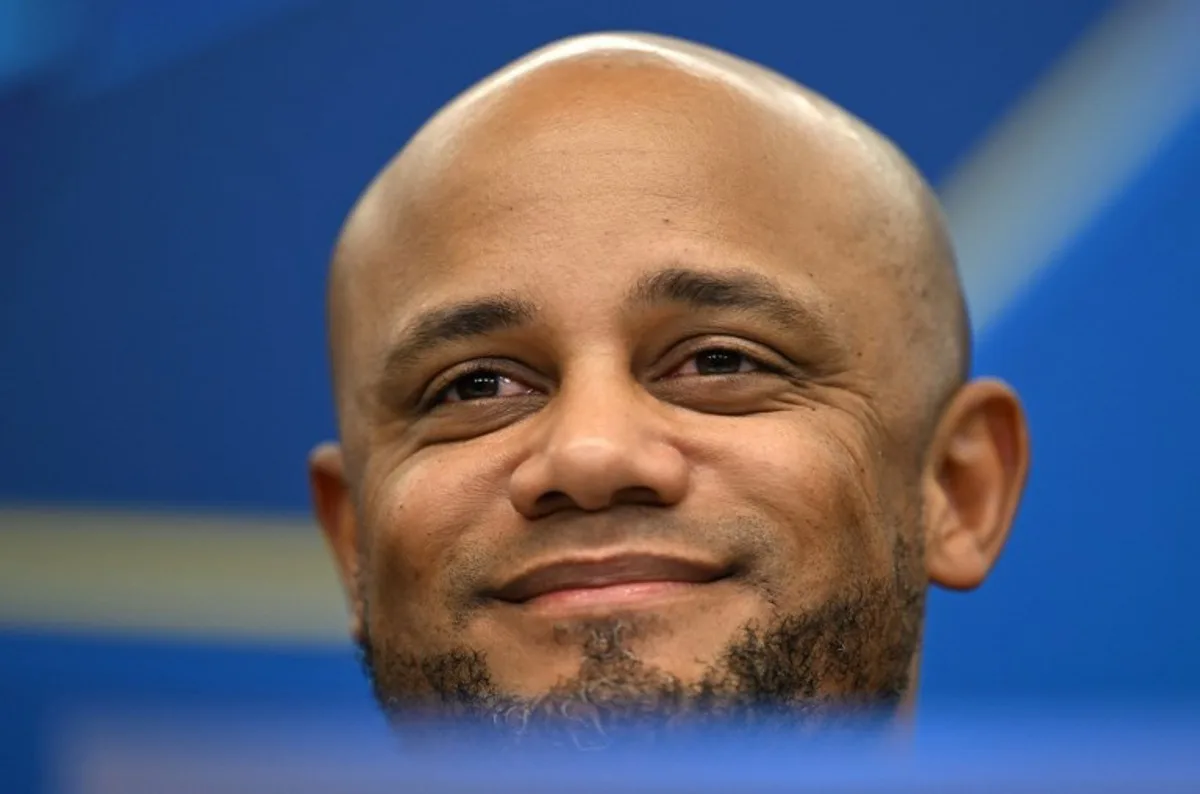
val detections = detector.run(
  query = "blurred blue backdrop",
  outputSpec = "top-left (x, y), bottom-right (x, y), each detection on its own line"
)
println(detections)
top-left (2, 0), bottom-right (1199, 791)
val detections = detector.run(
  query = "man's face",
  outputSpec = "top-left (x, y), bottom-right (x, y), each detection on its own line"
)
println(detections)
top-left (325, 62), bottom-right (941, 733)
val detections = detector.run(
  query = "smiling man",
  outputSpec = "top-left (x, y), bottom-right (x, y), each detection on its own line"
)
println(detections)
top-left (309, 33), bottom-right (1029, 741)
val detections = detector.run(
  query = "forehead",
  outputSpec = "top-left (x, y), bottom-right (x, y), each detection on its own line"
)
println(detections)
top-left (336, 60), bottom-right (920, 382)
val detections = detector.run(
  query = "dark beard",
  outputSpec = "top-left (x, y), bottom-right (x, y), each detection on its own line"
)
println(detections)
top-left (359, 565), bottom-right (924, 749)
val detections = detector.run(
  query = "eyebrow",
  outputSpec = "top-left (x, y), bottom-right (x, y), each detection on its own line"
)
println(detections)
top-left (628, 266), bottom-right (833, 339)
top-left (378, 296), bottom-right (536, 380)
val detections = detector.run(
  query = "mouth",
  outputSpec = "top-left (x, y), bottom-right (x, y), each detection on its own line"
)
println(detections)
top-left (489, 553), bottom-right (733, 613)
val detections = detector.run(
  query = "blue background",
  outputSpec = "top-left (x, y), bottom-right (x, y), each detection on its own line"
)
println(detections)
top-left (3, 0), bottom-right (1198, 791)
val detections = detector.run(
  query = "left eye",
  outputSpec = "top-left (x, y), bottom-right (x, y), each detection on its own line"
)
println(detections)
top-left (670, 348), bottom-right (763, 377)
top-left (437, 371), bottom-right (534, 404)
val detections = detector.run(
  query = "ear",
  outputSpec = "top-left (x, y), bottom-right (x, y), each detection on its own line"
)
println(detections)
top-left (922, 378), bottom-right (1030, 590)
top-left (308, 442), bottom-right (364, 643)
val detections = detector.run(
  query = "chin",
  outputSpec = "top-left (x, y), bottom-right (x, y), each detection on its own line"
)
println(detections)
top-left (472, 602), bottom-right (770, 700)
top-left (364, 569), bottom-right (921, 733)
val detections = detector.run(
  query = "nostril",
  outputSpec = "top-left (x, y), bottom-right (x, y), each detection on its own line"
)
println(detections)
top-left (532, 490), bottom-right (575, 516)
top-left (614, 486), bottom-right (663, 507)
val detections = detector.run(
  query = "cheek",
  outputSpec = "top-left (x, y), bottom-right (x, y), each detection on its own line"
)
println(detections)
top-left (360, 444), bottom-right (509, 631)
top-left (691, 412), bottom-right (893, 600)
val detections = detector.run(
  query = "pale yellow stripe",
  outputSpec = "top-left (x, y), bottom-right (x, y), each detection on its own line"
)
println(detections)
top-left (0, 508), bottom-right (351, 643)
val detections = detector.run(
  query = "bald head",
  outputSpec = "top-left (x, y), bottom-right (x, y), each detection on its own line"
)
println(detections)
top-left (329, 34), bottom-right (968, 449)
top-left (310, 34), bottom-right (1025, 738)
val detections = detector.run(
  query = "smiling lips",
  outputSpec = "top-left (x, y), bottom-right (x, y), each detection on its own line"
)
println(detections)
top-left (492, 554), bottom-right (730, 613)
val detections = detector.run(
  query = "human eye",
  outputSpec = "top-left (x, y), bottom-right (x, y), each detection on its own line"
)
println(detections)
top-left (663, 346), bottom-right (774, 378)
top-left (647, 339), bottom-right (797, 415)
top-left (425, 363), bottom-right (539, 409)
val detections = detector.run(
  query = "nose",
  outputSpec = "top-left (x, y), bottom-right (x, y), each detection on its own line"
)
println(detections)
top-left (508, 374), bottom-right (690, 518)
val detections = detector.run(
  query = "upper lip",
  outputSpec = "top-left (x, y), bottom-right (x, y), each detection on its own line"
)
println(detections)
top-left (491, 553), bottom-right (729, 603)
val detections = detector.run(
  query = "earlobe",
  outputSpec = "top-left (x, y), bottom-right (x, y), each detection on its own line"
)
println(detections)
top-left (923, 379), bottom-right (1030, 591)
top-left (308, 442), bottom-right (365, 642)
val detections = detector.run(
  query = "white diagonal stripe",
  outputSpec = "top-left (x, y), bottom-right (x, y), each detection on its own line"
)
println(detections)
top-left (942, 0), bottom-right (1200, 330)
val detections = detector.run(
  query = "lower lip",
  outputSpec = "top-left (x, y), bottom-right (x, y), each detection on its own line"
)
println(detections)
top-left (518, 580), bottom-right (705, 614)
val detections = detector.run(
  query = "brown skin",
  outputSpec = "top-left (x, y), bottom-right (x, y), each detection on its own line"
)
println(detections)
top-left (310, 34), bottom-right (1029, 730)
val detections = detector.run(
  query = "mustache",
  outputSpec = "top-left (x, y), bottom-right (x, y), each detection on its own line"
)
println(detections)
top-left (444, 508), bottom-right (781, 602)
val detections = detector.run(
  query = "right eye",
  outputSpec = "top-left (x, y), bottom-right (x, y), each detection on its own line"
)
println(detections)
top-left (432, 370), bottom-right (537, 406)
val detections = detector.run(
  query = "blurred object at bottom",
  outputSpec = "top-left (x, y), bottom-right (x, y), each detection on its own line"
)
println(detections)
top-left (48, 703), bottom-right (1200, 794)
